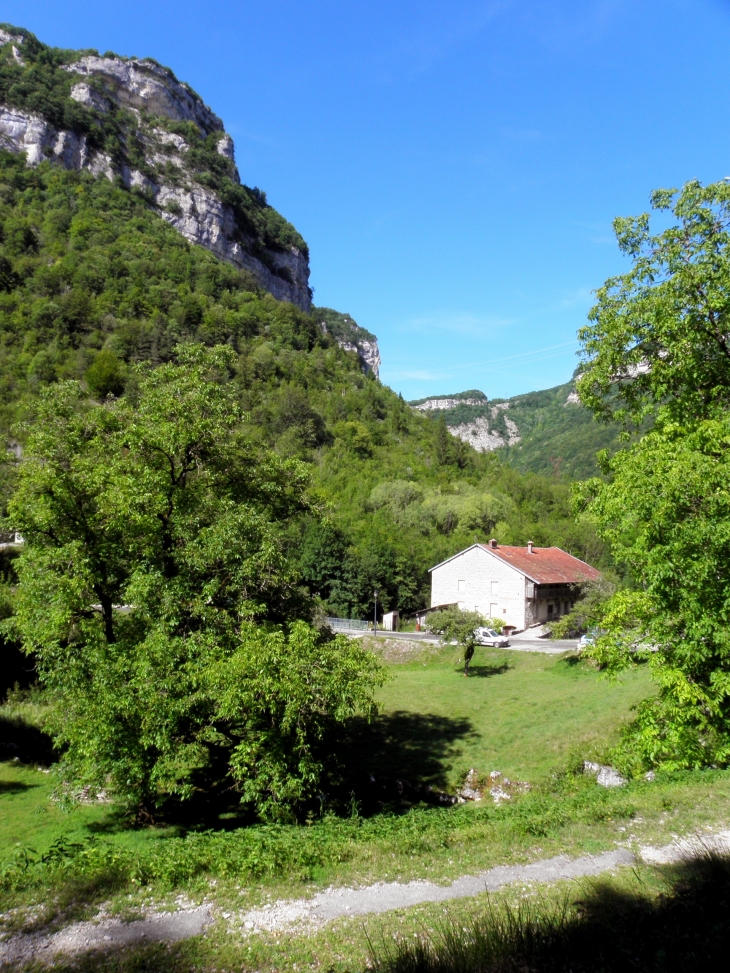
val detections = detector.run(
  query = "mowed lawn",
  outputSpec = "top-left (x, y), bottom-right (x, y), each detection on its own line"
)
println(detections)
top-left (372, 644), bottom-right (655, 786)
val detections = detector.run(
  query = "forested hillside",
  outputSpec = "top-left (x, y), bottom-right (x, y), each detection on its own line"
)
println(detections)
top-left (411, 380), bottom-right (623, 479)
top-left (0, 26), bottom-right (609, 631)
top-left (0, 151), bottom-right (607, 621)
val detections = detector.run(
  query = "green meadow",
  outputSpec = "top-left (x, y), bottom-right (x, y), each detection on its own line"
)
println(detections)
top-left (370, 641), bottom-right (654, 785)
top-left (2, 642), bottom-right (730, 972)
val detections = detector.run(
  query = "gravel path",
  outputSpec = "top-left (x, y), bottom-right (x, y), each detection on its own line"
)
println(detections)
top-left (238, 849), bottom-right (634, 934)
top-left (0, 906), bottom-right (211, 968)
top-left (3, 832), bottom-right (729, 964)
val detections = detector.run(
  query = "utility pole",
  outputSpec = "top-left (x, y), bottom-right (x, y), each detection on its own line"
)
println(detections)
top-left (373, 589), bottom-right (378, 634)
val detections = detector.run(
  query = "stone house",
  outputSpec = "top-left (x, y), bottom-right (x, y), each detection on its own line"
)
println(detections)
top-left (428, 539), bottom-right (601, 632)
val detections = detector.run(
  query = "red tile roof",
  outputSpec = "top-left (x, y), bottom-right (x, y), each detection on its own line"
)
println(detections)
top-left (479, 544), bottom-right (601, 584)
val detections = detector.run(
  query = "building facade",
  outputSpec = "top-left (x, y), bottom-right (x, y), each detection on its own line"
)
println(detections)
top-left (429, 540), bottom-right (601, 632)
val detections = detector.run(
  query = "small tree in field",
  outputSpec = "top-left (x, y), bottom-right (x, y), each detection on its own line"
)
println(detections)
top-left (426, 606), bottom-right (485, 676)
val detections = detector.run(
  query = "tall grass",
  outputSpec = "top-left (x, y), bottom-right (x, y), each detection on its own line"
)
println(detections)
top-left (370, 852), bottom-right (730, 973)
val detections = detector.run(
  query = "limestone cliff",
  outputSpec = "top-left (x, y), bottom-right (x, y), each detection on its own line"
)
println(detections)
top-left (410, 392), bottom-right (521, 451)
top-left (315, 307), bottom-right (380, 378)
top-left (449, 403), bottom-right (521, 451)
top-left (0, 27), bottom-right (311, 310)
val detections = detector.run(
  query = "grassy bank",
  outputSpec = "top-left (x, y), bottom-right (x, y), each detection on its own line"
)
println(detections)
top-left (2, 644), bottom-right (730, 971)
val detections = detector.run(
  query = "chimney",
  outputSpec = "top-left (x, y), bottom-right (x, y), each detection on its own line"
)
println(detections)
top-left (488, 538), bottom-right (498, 549)
top-left (527, 541), bottom-right (534, 554)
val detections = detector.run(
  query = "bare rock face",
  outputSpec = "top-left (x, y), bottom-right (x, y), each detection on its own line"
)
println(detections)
top-left (69, 82), bottom-right (109, 113)
top-left (444, 403), bottom-right (521, 452)
top-left (317, 314), bottom-right (380, 378)
top-left (0, 28), bottom-right (23, 46)
top-left (0, 107), bottom-right (89, 168)
top-left (335, 337), bottom-right (381, 378)
top-left (0, 47), bottom-right (311, 310)
top-left (407, 392), bottom-right (521, 453)
top-left (412, 396), bottom-right (486, 411)
top-left (64, 57), bottom-right (223, 134)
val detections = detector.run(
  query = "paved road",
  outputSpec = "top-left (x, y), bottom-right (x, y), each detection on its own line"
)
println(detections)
top-left (507, 636), bottom-right (579, 654)
top-left (363, 630), bottom-right (579, 654)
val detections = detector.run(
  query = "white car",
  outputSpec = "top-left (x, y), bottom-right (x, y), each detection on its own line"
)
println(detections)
top-left (475, 627), bottom-right (510, 647)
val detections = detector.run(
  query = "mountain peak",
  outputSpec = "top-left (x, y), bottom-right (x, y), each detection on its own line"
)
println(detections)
top-left (0, 28), bottom-right (311, 310)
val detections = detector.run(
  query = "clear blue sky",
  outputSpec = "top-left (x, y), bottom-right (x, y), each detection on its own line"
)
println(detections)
top-left (8, 1), bottom-right (730, 399)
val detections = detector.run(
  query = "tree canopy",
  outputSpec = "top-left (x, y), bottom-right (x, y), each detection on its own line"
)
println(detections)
top-left (576, 180), bottom-right (730, 773)
top-left (4, 345), bottom-right (385, 819)
top-left (426, 606), bottom-right (486, 675)
top-left (578, 180), bottom-right (730, 426)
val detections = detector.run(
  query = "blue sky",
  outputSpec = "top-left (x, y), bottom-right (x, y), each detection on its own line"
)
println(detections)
top-left (8, 1), bottom-right (730, 399)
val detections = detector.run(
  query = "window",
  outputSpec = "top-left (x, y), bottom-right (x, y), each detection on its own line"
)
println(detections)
top-left (548, 604), bottom-right (554, 616)
top-left (491, 580), bottom-right (499, 596)
top-left (458, 579), bottom-right (466, 593)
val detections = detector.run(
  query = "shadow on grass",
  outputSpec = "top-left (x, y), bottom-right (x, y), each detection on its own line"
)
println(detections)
top-left (556, 654), bottom-right (583, 668)
top-left (371, 852), bottom-right (730, 973)
top-left (0, 778), bottom-right (35, 794)
top-left (463, 663), bottom-right (512, 679)
top-left (342, 711), bottom-right (478, 792)
top-left (0, 713), bottom-right (56, 765)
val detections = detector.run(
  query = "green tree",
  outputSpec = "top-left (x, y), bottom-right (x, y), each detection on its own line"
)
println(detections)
top-left (576, 418), bottom-right (730, 772)
top-left (4, 345), bottom-right (384, 819)
top-left (426, 606), bottom-right (485, 676)
top-left (85, 349), bottom-right (125, 398)
top-left (576, 180), bottom-right (730, 773)
top-left (577, 180), bottom-right (730, 426)
top-left (213, 621), bottom-right (385, 820)
top-left (433, 415), bottom-right (454, 466)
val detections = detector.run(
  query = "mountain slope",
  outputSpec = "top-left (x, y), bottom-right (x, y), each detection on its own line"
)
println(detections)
top-left (0, 25), bottom-right (609, 628)
top-left (410, 380), bottom-right (622, 480)
top-left (0, 24), bottom-right (310, 308)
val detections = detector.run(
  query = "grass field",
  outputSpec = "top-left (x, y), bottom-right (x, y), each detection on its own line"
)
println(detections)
top-left (2, 642), bottom-right (730, 972)
top-left (368, 641), bottom-right (655, 785)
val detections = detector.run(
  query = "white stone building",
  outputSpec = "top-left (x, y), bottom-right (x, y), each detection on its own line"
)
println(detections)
top-left (427, 539), bottom-right (601, 632)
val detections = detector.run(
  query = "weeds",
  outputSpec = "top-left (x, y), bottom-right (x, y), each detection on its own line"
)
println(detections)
top-left (0, 772), bottom-right (642, 904)
top-left (370, 852), bottom-right (730, 972)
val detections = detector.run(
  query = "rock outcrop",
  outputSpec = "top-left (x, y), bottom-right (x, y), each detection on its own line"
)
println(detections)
top-left (411, 396), bottom-right (486, 411)
top-left (449, 402), bottom-right (521, 451)
top-left (65, 56), bottom-right (223, 134)
top-left (408, 392), bottom-right (521, 452)
top-left (0, 38), bottom-right (311, 310)
top-left (316, 308), bottom-right (380, 378)
top-left (334, 335), bottom-right (381, 378)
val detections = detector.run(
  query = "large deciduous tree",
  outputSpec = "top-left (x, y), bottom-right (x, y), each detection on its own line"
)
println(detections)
top-left (576, 181), bottom-right (730, 773)
top-left (5, 345), bottom-right (384, 819)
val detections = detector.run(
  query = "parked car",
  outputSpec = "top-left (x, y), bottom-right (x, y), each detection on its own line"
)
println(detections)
top-left (475, 627), bottom-right (510, 647)
top-left (578, 628), bottom-right (605, 649)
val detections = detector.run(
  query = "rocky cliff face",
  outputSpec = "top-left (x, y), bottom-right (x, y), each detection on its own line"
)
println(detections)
top-left (0, 30), bottom-right (311, 310)
top-left (408, 392), bottom-right (521, 451)
top-left (449, 403), bottom-right (521, 451)
top-left (315, 307), bottom-right (381, 378)
top-left (411, 396), bottom-right (485, 411)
